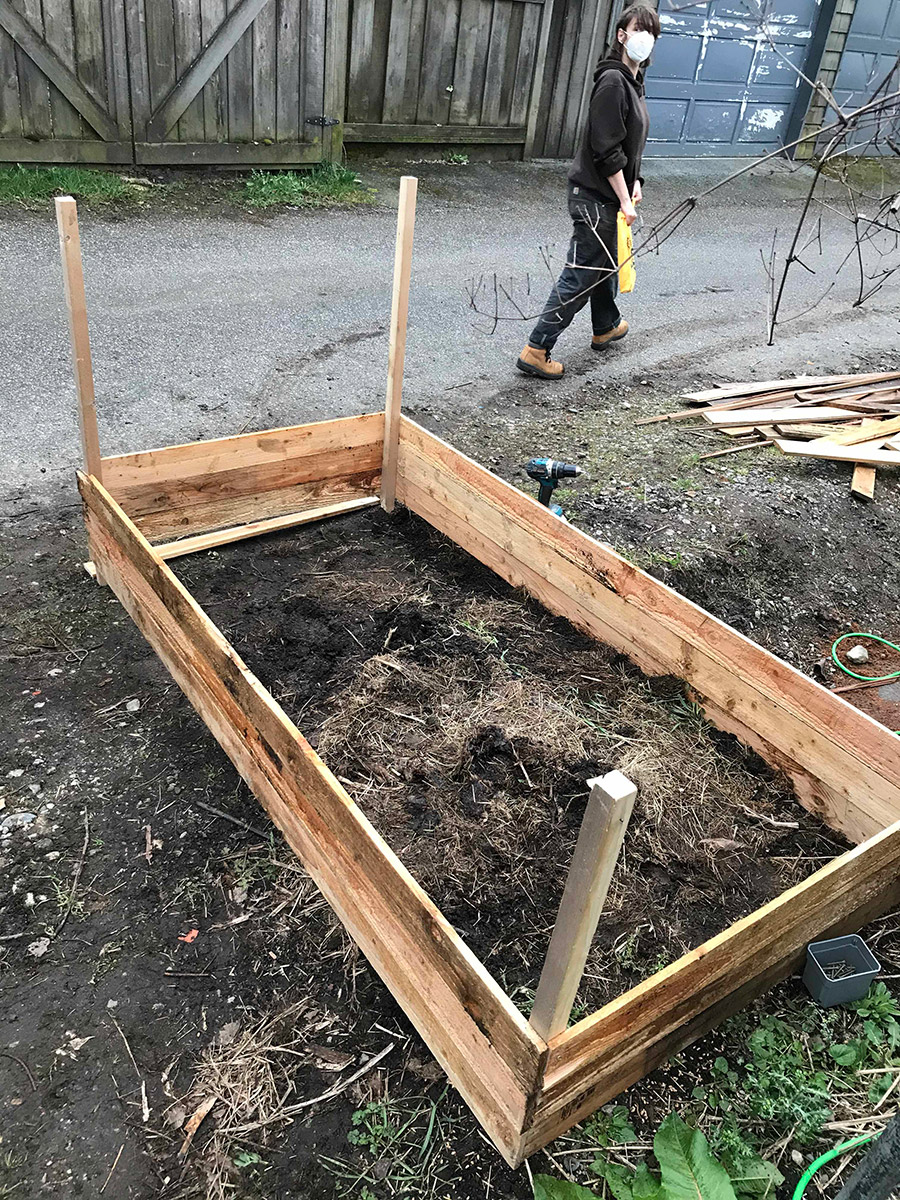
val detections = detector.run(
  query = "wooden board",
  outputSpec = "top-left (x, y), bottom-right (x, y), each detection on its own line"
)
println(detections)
top-left (78, 470), bottom-right (545, 1166)
top-left (682, 373), bottom-right (900, 405)
top-left (775, 441), bottom-right (900, 468)
top-left (395, 418), bottom-right (900, 846)
top-left (850, 465), bottom-right (876, 503)
top-left (100, 412), bottom-right (384, 540)
top-left (704, 406), bottom-right (858, 428)
top-left (812, 414), bottom-right (900, 448)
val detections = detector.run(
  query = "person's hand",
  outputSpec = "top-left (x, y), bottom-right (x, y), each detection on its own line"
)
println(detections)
top-left (632, 180), bottom-right (642, 204)
top-left (620, 199), bottom-right (637, 226)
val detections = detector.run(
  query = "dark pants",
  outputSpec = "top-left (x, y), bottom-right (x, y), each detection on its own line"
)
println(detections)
top-left (528, 186), bottom-right (621, 352)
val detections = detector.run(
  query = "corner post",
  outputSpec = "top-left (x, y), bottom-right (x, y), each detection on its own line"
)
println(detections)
top-left (55, 196), bottom-right (102, 482)
top-left (529, 771), bottom-right (637, 1041)
top-left (380, 175), bottom-right (418, 513)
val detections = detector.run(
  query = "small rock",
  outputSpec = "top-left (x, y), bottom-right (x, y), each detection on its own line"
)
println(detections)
top-left (126, 698), bottom-right (141, 713)
top-left (1, 812), bottom-right (36, 833)
top-left (27, 937), bottom-right (51, 958)
top-left (847, 644), bottom-right (869, 665)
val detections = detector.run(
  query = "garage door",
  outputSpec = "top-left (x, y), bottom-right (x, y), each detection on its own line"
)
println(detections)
top-left (830, 0), bottom-right (900, 153)
top-left (645, 0), bottom-right (824, 155)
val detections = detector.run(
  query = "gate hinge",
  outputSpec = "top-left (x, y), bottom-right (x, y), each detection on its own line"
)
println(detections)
top-left (306, 115), bottom-right (341, 127)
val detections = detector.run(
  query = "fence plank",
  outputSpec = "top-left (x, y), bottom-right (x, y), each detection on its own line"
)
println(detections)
top-left (73, 0), bottom-right (106, 112)
top-left (253, 0), bottom-right (277, 137)
top-left (416, 0), bottom-right (459, 123)
top-left (124, 0), bottom-right (151, 139)
top-left (201, 0), bottom-right (228, 140)
top-left (0, 24), bottom-right (22, 137)
top-left (481, 0), bottom-right (513, 125)
top-left (449, 0), bottom-right (493, 124)
top-left (304, 0), bottom-right (327, 126)
top-left (323, 0), bottom-right (349, 154)
top-left (510, 0), bottom-right (539, 125)
top-left (276, 0), bottom-right (301, 139)
top-left (175, 0), bottom-right (206, 140)
top-left (43, 0), bottom-right (83, 139)
top-left (225, 0), bottom-right (253, 139)
top-left (6, 0), bottom-right (54, 139)
top-left (383, 0), bottom-right (427, 123)
top-left (103, 0), bottom-right (132, 132)
top-left (145, 0), bottom-right (177, 117)
top-left (543, 0), bottom-right (579, 155)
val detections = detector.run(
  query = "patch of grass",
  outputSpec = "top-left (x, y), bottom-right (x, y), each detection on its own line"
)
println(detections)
top-left (243, 163), bottom-right (374, 209)
top-left (0, 164), bottom-right (142, 207)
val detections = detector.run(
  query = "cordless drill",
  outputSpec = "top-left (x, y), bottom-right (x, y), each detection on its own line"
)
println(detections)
top-left (525, 458), bottom-right (583, 517)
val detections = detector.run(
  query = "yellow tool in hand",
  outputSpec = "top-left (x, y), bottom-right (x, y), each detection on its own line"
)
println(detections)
top-left (617, 211), bottom-right (636, 294)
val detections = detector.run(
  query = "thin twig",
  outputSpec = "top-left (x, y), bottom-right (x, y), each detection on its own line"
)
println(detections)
top-left (0, 1051), bottom-right (37, 1091)
top-left (53, 809), bottom-right (90, 938)
top-left (99, 1143), bottom-right (125, 1194)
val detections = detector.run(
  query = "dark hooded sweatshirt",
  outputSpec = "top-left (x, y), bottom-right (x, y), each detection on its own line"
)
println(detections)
top-left (568, 58), bottom-right (650, 204)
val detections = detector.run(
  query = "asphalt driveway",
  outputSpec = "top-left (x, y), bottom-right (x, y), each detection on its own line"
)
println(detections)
top-left (1, 156), bottom-right (898, 506)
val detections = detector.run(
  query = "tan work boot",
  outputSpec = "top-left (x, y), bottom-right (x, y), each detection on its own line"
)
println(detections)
top-left (591, 320), bottom-right (629, 350)
top-left (516, 344), bottom-right (564, 379)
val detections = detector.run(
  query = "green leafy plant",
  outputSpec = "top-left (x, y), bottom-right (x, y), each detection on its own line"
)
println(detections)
top-left (539, 1114), bottom-right (783, 1200)
top-left (0, 164), bottom-right (143, 206)
top-left (243, 163), bottom-right (374, 208)
top-left (442, 151), bottom-right (469, 164)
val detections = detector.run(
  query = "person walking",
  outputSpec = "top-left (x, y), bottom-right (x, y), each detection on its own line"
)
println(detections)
top-left (516, 3), bottom-right (659, 379)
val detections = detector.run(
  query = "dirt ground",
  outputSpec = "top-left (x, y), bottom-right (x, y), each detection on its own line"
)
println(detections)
top-left (3, 347), bottom-right (900, 1199)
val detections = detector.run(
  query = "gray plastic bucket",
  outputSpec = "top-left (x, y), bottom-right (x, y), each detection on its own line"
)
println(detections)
top-left (802, 935), bottom-right (881, 1007)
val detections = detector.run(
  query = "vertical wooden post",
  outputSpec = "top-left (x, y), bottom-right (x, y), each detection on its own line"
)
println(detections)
top-left (529, 771), bottom-right (637, 1041)
top-left (380, 175), bottom-right (417, 513)
top-left (323, 0), bottom-right (350, 162)
top-left (55, 196), bottom-right (102, 482)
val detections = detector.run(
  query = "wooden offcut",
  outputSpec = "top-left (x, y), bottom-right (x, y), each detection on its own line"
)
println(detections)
top-left (64, 190), bottom-right (900, 1169)
top-left (381, 175), bottom-right (417, 514)
top-left (55, 196), bottom-right (102, 481)
top-left (530, 772), bottom-right (637, 1040)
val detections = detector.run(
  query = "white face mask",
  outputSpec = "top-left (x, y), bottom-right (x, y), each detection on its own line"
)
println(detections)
top-left (623, 30), bottom-right (655, 63)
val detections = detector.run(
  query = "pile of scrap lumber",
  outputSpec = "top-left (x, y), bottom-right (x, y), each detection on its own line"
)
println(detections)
top-left (641, 371), bottom-right (900, 502)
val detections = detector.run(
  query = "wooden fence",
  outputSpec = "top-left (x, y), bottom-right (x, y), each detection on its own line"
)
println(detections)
top-left (0, 0), bottom-right (560, 163)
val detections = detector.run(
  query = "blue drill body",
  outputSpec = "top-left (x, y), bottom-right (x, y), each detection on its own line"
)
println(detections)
top-left (525, 458), bottom-right (583, 517)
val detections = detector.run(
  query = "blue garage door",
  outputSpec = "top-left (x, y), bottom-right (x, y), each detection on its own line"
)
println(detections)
top-left (831, 0), bottom-right (900, 153)
top-left (645, 0), bottom-right (824, 155)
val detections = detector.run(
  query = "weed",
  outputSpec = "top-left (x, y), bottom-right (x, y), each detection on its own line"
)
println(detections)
top-left (0, 165), bottom-right (143, 207)
top-left (456, 617), bottom-right (500, 647)
top-left (243, 163), bottom-right (374, 209)
top-left (442, 151), bottom-right (469, 165)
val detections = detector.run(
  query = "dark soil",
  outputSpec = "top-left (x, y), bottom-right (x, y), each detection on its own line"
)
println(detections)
top-left (177, 508), bottom-right (847, 1016)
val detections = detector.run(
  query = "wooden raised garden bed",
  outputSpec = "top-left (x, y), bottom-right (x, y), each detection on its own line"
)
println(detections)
top-left (57, 184), bottom-right (900, 1167)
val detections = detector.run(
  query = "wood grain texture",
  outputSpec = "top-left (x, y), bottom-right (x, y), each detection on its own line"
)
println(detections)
top-left (79, 470), bottom-right (545, 1165)
top-left (101, 411), bottom-right (384, 488)
top-left (775, 440), bottom-right (900, 467)
top-left (395, 418), bottom-right (900, 844)
top-left (381, 177), bottom-right (417, 513)
top-left (101, 412), bottom-right (384, 541)
top-left (530, 772), bottom-right (637, 1041)
top-left (154, 495), bottom-right (379, 559)
top-left (850, 464), bottom-right (876, 502)
top-left (0, 0), bottom-right (118, 139)
top-left (521, 816), bottom-right (900, 1156)
top-left (55, 197), bottom-right (101, 480)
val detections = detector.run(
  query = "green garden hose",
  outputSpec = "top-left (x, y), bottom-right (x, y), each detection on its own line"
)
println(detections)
top-left (831, 633), bottom-right (900, 683)
top-left (791, 1132), bottom-right (877, 1199)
